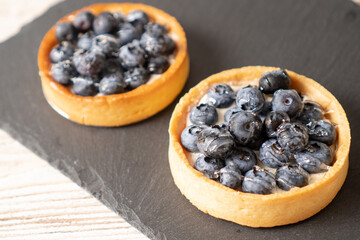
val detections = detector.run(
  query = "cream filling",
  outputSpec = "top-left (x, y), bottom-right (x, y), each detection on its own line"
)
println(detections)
top-left (185, 80), bottom-right (331, 194)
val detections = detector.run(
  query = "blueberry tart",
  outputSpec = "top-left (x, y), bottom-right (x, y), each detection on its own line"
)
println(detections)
top-left (38, 3), bottom-right (189, 126)
top-left (168, 66), bottom-right (350, 227)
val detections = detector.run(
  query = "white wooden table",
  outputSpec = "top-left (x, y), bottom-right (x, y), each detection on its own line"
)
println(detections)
top-left (0, 0), bottom-right (148, 239)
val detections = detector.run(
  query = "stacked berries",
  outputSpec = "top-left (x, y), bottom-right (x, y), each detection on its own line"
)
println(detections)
top-left (181, 69), bottom-right (337, 194)
top-left (49, 10), bottom-right (176, 96)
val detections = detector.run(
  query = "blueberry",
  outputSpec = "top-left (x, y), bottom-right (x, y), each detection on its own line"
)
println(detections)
top-left (242, 166), bottom-right (276, 194)
top-left (50, 60), bottom-right (75, 85)
top-left (272, 89), bottom-right (303, 118)
top-left (73, 49), bottom-right (105, 75)
top-left (144, 23), bottom-right (167, 38)
top-left (294, 141), bottom-right (333, 173)
top-left (99, 72), bottom-right (127, 95)
top-left (124, 67), bottom-right (149, 89)
top-left (126, 10), bottom-right (150, 29)
top-left (276, 164), bottom-right (309, 191)
top-left (180, 125), bottom-right (204, 152)
top-left (224, 107), bottom-right (242, 122)
top-left (264, 111), bottom-right (290, 138)
top-left (91, 34), bottom-right (119, 57)
top-left (140, 32), bottom-right (166, 56)
top-left (236, 85), bottom-right (265, 113)
top-left (93, 12), bottom-right (117, 35)
top-left (117, 22), bottom-right (142, 46)
top-left (49, 42), bottom-right (74, 63)
top-left (163, 35), bottom-right (176, 55)
top-left (297, 101), bottom-right (324, 127)
top-left (207, 84), bottom-right (235, 108)
top-left (224, 147), bottom-right (257, 173)
top-left (71, 76), bottom-right (97, 96)
top-left (219, 164), bottom-right (242, 189)
top-left (119, 40), bottom-right (146, 69)
top-left (277, 122), bottom-right (309, 153)
top-left (73, 11), bottom-right (94, 32)
top-left (228, 111), bottom-right (263, 145)
top-left (258, 101), bottom-right (272, 123)
top-left (194, 155), bottom-right (224, 179)
top-left (189, 103), bottom-right (218, 126)
top-left (147, 56), bottom-right (169, 74)
top-left (247, 132), bottom-right (266, 150)
top-left (309, 120), bottom-right (337, 146)
top-left (259, 69), bottom-right (291, 94)
top-left (102, 58), bottom-right (124, 76)
top-left (259, 139), bottom-right (291, 168)
top-left (113, 12), bottom-right (124, 27)
top-left (197, 125), bottom-right (235, 159)
top-left (55, 22), bottom-right (77, 42)
top-left (77, 32), bottom-right (95, 50)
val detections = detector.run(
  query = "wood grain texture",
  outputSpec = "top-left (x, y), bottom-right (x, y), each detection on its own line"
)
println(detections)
top-left (0, 129), bottom-right (148, 240)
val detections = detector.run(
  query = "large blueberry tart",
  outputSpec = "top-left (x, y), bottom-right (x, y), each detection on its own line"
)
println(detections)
top-left (38, 3), bottom-right (189, 126)
top-left (168, 66), bottom-right (350, 227)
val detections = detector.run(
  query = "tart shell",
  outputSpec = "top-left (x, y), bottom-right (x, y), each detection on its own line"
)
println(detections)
top-left (38, 3), bottom-right (189, 126)
top-left (168, 66), bottom-right (351, 227)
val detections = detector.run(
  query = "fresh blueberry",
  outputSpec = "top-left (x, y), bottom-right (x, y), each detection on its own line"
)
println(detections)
top-left (71, 76), bottom-right (97, 96)
top-left (272, 89), bottom-right (303, 118)
top-left (190, 103), bottom-right (218, 126)
top-left (194, 154), bottom-right (224, 179)
top-left (259, 69), bottom-right (291, 94)
top-left (49, 42), bottom-right (74, 63)
top-left (242, 166), bottom-right (276, 194)
top-left (297, 101), bottom-right (324, 127)
top-left (93, 12), bottom-right (117, 35)
top-left (224, 107), bottom-right (242, 122)
top-left (276, 164), bottom-right (309, 191)
top-left (197, 125), bottom-right (235, 159)
top-left (224, 147), bottom-right (257, 173)
top-left (258, 101), bottom-right (272, 123)
top-left (294, 141), bottom-right (333, 173)
top-left (163, 35), bottom-right (176, 55)
top-left (91, 34), bottom-right (119, 57)
top-left (180, 125), bottom-right (204, 152)
top-left (277, 122), bottom-right (309, 153)
top-left (77, 32), bottom-right (95, 50)
top-left (99, 72), bottom-right (127, 95)
top-left (117, 22), bottom-right (142, 46)
top-left (147, 56), bottom-right (169, 74)
top-left (113, 12), bottom-right (124, 27)
top-left (119, 40), bottom-right (146, 69)
top-left (50, 60), bottom-right (75, 85)
top-left (309, 120), bottom-right (337, 146)
top-left (102, 58), bottom-right (123, 76)
top-left (73, 49), bottom-right (105, 75)
top-left (126, 10), bottom-right (150, 29)
top-left (259, 139), bottom-right (291, 168)
top-left (264, 111), bottom-right (290, 138)
top-left (140, 32), bottom-right (166, 56)
top-left (219, 164), bottom-right (242, 189)
top-left (228, 111), bottom-right (263, 145)
top-left (124, 67), bottom-right (149, 89)
top-left (207, 84), bottom-right (235, 108)
top-left (236, 85), bottom-right (265, 113)
top-left (73, 11), bottom-right (94, 32)
top-left (55, 22), bottom-right (77, 43)
top-left (144, 23), bottom-right (167, 38)
top-left (247, 132), bottom-right (266, 150)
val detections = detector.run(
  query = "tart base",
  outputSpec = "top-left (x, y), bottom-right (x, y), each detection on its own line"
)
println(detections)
top-left (38, 3), bottom-right (189, 126)
top-left (168, 66), bottom-right (351, 227)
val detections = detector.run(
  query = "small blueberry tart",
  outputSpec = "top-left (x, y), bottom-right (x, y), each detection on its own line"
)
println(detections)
top-left (38, 3), bottom-right (189, 126)
top-left (168, 66), bottom-right (350, 227)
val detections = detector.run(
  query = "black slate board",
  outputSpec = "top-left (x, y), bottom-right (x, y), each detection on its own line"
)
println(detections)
top-left (1, 0), bottom-right (360, 239)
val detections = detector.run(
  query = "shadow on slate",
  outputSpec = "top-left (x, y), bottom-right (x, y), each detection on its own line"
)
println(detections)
top-left (0, 0), bottom-right (360, 239)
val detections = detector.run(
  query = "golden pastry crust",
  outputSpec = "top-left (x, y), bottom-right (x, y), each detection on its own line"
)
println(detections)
top-left (168, 66), bottom-right (351, 227)
top-left (38, 3), bottom-right (189, 126)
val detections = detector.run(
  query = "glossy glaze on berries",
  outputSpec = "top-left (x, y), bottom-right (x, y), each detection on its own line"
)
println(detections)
top-left (49, 8), bottom-right (177, 96)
